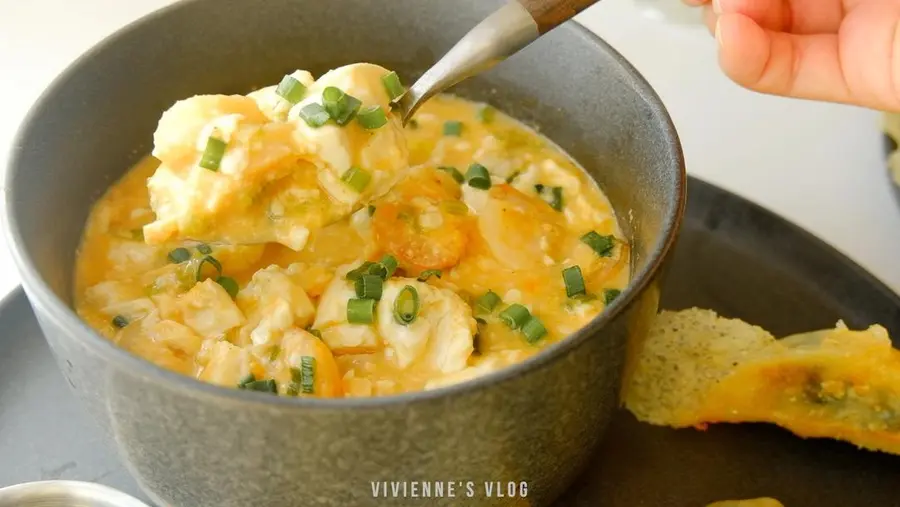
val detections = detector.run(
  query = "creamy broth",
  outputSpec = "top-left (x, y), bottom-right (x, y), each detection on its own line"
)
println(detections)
top-left (74, 65), bottom-right (629, 397)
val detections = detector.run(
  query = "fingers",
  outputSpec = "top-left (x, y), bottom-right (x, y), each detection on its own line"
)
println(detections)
top-left (714, 12), bottom-right (900, 110)
top-left (703, 0), bottom-right (844, 34)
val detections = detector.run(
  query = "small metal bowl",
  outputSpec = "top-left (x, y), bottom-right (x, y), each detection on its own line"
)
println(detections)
top-left (0, 481), bottom-right (150, 507)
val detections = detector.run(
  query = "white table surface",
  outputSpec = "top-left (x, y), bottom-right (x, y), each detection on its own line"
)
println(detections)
top-left (1, 0), bottom-right (899, 302)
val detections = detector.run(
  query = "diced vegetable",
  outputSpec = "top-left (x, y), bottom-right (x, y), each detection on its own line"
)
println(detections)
top-left (475, 290), bottom-right (501, 313)
top-left (357, 105), bottom-right (388, 130)
top-left (466, 163), bottom-right (491, 190)
top-left (242, 379), bottom-right (278, 393)
top-left (196, 244), bottom-right (212, 255)
top-left (341, 166), bottom-right (371, 193)
top-left (378, 255), bottom-right (398, 279)
top-left (393, 285), bottom-right (420, 325)
top-left (215, 276), bottom-right (239, 298)
top-left (355, 274), bottom-right (384, 300)
top-left (237, 373), bottom-right (256, 389)
top-left (522, 316), bottom-right (548, 344)
top-left (382, 71), bottom-right (406, 101)
top-left (199, 137), bottom-right (227, 171)
top-left (506, 171), bottom-right (521, 184)
top-left (367, 205), bottom-right (376, 217)
top-left (499, 304), bottom-right (530, 330)
top-left (417, 269), bottom-right (442, 282)
top-left (300, 356), bottom-right (316, 394)
top-left (603, 289), bottom-right (622, 305)
top-left (196, 255), bottom-right (223, 281)
top-left (347, 298), bottom-right (376, 324)
top-left (167, 247), bottom-right (191, 264)
top-left (581, 231), bottom-right (616, 257)
top-left (562, 266), bottom-right (586, 298)
top-left (438, 166), bottom-right (465, 184)
top-left (298, 103), bottom-right (330, 128)
top-left (275, 75), bottom-right (307, 104)
top-left (322, 86), bottom-right (362, 126)
top-left (548, 186), bottom-right (564, 211)
top-left (443, 120), bottom-right (463, 136)
top-left (112, 315), bottom-right (129, 329)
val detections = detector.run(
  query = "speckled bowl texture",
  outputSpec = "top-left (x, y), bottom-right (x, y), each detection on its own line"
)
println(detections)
top-left (3, 1), bottom-right (685, 505)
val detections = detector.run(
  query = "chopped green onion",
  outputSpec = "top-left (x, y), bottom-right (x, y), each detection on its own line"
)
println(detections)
top-left (357, 105), bottom-right (388, 130)
top-left (603, 289), bottom-right (622, 305)
top-left (378, 255), bottom-right (399, 278)
top-left (367, 205), bottom-right (376, 217)
top-left (522, 316), bottom-right (548, 344)
top-left (438, 166), bottom-right (465, 184)
top-left (534, 184), bottom-right (545, 194)
top-left (268, 345), bottom-right (281, 361)
top-left (562, 266), bottom-right (586, 298)
top-left (475, 290), bottom-right (502, 313)
top-left (286, 384), bottom-right (300, 396)
top-left (215, 276), bottom-right (239, 298)
top-left (237, 373), bottom-right (256, 389)
top-left (196, 243), bottom-right (212, 255)
top-left (275, 75), bottom-right (307, 104)
top-left (382, 71), bottom-right (406, 101)
top-left (355, 274), bottom-right (384, 300)
top-left (474, 316), bottom-right (488, 326)
top-left (341, 166), bottom-right (371, 193)
top-left (506, 171), bottom-right (521, 184)
top-left (581, 231), bottom-right (616, 257)
top-left (199, 137), bottom-right (227, 171)
top-left (322, 86), bottom-right (362, 126)
top-left (346, 261), bottom-right (376, 281)
top-left (196, 255), bottom-right (223, 281)
top-left (417, 269), bottom-right (442, 282)
top-left (112, 315), bottom-right (129, 329)
top-left (407, 119), bottom-right (419, 130)
top-left (466, 163), bottom-right (491, 190)
top-left (243, 379), bottom-right (277, 393)
top-left (347, 298), bottom-right (376, 324)
top-left (306, 328), bottom-right (323, 339)
top-left (477, 105), bottom-right (496, 123)
top-left (298, 102), bottom-right (330, 128)
top-left (547, 186), bottom-right (564, 211)
top-left (499, 304), bottom-right (531, 330)
top-left (443, 120), bottom-right (463, 136)
top-left (393, 285), bottom-right (420, 326)
top-left (167, 247), bottom-right (191, 264)
top-left (300, 356), bottom-right (316, 394)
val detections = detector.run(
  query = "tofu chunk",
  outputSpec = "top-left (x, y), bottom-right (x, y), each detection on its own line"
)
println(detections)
top-left (236, 265), bottom-right (316, 346)
top-left (312, 272), bottom-right (380, 354)
top-left (376, 279), bottom-right (475, 373)
top-left (177, 279), bottom-right (245, 338)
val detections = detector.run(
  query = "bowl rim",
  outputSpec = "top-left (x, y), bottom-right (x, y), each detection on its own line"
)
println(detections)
top-left (3, 0), bottom-right (686, 409)
top-left (0, 480), bottom-right (151, 507)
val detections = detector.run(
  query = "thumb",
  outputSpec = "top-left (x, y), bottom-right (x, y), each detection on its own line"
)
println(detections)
top-left (715, 13), bottom-right (854, 106)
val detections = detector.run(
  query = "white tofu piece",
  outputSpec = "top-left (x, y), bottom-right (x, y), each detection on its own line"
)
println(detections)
top-left (199, 341), bottom-right (252, 387)
top-left (177, 280), bottom-right (245, 338)
top-left (312, 268), bottom-right (380, 354)
top-left (236, 265), bottom-right (316, 346)
top-left (376, 279), bottom-right (475, 373)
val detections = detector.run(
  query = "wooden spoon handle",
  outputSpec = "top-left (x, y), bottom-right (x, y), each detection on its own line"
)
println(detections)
top-left (517, 0), bottom-right (601, 33)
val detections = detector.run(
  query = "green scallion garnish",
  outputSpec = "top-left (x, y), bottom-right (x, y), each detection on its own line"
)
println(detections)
top-left (341, 166), bottom-right (371, 193)
top-left (357, 105), bottom-right (388, 130)
top-left (443, 120), bottom-right (463, 136)
top-left (346, 261), bottom-right (376, 281)
top-left (382, 71), bottom-right (406, 102)
top-left (196, 243), bottom-right (212, 255)
top-left (347, 298), bottom-right (376, 324)
top-left (393, 285), bottom-right (420, 326)
top-left (499, 304), bottom-right (531, 330)
top-left (355, 274), bottom-right (384, 300)
top-left (466, 163), bottom-right (491, 190)
top-left (167, 247), bottom-right (191, 264)
top-left (216, 276), bottom-right (239, 298)
top-left (438, 166), bottom-right (465, 184)
top-left (243, 379), bottom-right (277, 393)
top-left (367, 205), bottom-right (376, 216)
top-left (475, 290), bottom-right (501, 313)
top-left (196, 255), bottom-right (223, 281)
top-left (477, 105), bottom-right (495, 123)
top-left (603, 289), bottom-right (622, 305)
top-left (547, 186), bottom-right (563, 211)
top-left (307, 328), bottom-right (323, 339)
top-left (534, 184), bottom-right (545, 194)
top-left (199, 137), bottom-right (227, 171)
top-left (378, 255), bottom-right (399, 279)
top-left (298, 102), bottom-right (330, 128)
top-left (581, 231), bottom-right (616, 257)
top-left (417, 269), bottom-right (442, 282)
top-left (300, 356), bottom-right (316, 394)
top-left (237, 373), bottom-right (256, 389)
top-left (322, 86), bottom-right (362, 126)
top-left (275, 75), bottom-right (307, 104)
top-left (522, 315), bottom-right (548, 344)
top-left (562, 266), bottom-right (586, 298)
top-left (506, 171), bottom-right (521, 184)
top-left (112, 315), bottom-right (129, 329)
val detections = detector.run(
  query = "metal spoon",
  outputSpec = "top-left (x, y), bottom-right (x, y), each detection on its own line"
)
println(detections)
top-left (395, 0), bottom-right (601, 125)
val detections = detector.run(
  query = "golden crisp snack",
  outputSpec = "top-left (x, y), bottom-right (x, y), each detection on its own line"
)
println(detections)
top-left (625, 308), bottom-right (900, 456)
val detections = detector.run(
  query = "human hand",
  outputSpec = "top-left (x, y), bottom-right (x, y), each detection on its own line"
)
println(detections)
top-left (684, 0), bottom-right (900, 111)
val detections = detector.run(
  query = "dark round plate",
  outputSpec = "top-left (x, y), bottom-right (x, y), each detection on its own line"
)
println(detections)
top-left (2, 177), bottom-right (899, 506)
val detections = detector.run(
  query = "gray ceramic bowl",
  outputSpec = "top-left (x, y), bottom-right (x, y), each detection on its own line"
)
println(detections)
top-left (3, 1), bottom-right (685, 506)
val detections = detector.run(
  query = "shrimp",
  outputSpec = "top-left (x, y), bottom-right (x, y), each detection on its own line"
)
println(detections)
top-left (272, 329), bottom-right (343, 398)
top-left (371, 167), bottom-right (471, 272)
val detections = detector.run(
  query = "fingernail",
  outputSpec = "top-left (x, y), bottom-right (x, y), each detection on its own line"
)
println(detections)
top-left (712, 0), bottom-right (722, 14)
